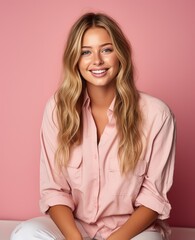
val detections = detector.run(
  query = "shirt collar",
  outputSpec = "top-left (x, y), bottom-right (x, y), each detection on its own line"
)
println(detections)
top-left (108, 96), bottom-right (115, 112)
top-left (82, 90), bottom-right (90, 108)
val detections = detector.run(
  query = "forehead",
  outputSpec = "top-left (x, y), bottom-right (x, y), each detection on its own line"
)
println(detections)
top-left (81, 27), bottom-right (112, 46)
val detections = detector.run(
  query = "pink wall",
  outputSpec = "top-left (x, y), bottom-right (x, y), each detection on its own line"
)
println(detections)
top-left (0, 0), bottom-right (194, 227)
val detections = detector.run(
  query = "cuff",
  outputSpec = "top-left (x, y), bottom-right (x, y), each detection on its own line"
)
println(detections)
top-left (39, 193), bottom-right (75, 214)
top-left (135, 188), bottom-right (171, 219)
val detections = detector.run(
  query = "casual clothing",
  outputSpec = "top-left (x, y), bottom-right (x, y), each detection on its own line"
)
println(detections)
top-left (10, 216), bottom-right (163, 240)
top-left (38, 92), bottom-right (175, 240)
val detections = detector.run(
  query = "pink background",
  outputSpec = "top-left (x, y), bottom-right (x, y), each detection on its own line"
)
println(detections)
top-left (0, 0), bottom-right (194, 227)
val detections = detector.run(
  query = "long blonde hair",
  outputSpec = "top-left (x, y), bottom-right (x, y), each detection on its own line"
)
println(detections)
top-left (55, 12), bottom-right (142, 173)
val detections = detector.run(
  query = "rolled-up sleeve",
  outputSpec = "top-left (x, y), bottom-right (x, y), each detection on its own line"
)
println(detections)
top-left (135, 109), bottom-right (176, 219)
top-left (39, 98), bottom-right (75, 213)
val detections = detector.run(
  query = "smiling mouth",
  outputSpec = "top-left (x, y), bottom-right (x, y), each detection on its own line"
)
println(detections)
top-left (91, 69), bottom-right (106, 74)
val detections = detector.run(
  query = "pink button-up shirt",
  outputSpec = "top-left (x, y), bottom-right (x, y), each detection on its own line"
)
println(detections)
top-left (39, 92), bottom-right (176, 239)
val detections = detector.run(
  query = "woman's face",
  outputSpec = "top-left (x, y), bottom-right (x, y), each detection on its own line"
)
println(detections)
top-left (78, 27), bottom-right (120, 89)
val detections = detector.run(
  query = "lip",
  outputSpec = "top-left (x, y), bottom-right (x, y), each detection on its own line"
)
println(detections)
top-left (89, 68), bottom-right (108, 78)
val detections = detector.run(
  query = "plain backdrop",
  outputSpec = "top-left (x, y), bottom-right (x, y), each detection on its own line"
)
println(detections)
top-left (0, 0), bottom-right (194, 227)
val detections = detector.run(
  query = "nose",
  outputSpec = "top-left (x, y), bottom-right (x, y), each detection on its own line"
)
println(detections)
top-left (93, 52), bottom-right (104, 65)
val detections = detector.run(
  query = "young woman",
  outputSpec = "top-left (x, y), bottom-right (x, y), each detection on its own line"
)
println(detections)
top-left (11, 12), bottom-right (176, 240)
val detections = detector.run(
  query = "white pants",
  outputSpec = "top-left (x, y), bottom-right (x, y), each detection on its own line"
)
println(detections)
top-left (10, 216), bottom-right (163, 240)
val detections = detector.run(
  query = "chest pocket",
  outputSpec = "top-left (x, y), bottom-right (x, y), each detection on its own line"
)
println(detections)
top-left (67, 147), bottom-right (83, 188)
top-left (108, 158), bottom-right (146, 196)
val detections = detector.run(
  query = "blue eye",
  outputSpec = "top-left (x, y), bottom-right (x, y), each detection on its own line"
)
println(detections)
top-left (102, 48), bottom-right (113, 53)
top-left (81, 50), bottom-right (91, 56)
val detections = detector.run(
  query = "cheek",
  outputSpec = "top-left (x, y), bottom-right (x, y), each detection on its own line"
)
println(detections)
top-left (107, 54), bottom-right (119, 66)
top-left (78, 61), bottom-right (88, 78)
top-left (78, 59), bottom-right (90, 71)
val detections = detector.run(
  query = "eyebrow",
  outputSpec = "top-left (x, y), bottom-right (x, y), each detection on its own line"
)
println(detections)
top-left (81, 43), bottom-right (113, 48)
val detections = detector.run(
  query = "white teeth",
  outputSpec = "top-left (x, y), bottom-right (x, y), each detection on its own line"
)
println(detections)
top-left (91, 69), bottom-right (106, 74)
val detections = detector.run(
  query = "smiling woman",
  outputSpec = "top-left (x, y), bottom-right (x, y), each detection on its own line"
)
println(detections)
top-left (78, 27), bottom-right (120, 90)
top-left (10, 12), bottom-right (176, 240)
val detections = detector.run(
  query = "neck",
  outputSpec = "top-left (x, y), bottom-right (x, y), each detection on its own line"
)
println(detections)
top-left (87, 85), bottom-right (116, 109)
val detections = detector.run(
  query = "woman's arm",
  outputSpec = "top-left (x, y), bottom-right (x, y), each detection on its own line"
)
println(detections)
top-left (48, 205), bottom-right (82, 240)
top-left (106, 205), bottom-right (158, 240)
top-left (40, 100), bottom-right (82, 240)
